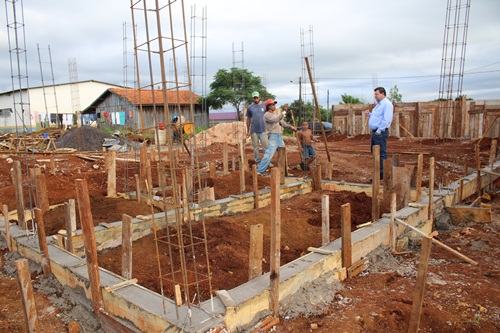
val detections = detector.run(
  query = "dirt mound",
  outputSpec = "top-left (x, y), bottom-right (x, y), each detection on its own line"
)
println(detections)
top-left (55, 126), bottom-right (117, 151)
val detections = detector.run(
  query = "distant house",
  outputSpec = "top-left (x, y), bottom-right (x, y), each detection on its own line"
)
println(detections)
top-left (0, 80), bottom-right (123, 133)
top-left (81, 88), bottom-right (206, 131)
top-left (208, 111), bottom-right (239, 125)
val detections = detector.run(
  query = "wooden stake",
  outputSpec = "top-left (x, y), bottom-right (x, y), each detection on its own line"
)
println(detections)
top-left (64, 202), bottom-right (74, 252)
top-left (341, 203), bottom-right (352, 269)
top-left (321, 195), bottom-right (330, 245)
top-left (3, 204), bottom-right (11, 251)
top-left (139, 146), bottom-right (147, 194)
top-left (490, 139), bottom-right (497, 191)
top-left (75, 179), bottom-right (104, 314)
top-left (223, 142), bottom-right (229, 175)
top-left (34, 208), bottom-right (51, 278)
top-left (107, 150), bottom-right (117, 198)
top-left (12, 160), bottom-right (26, 229)
top-left (146, 153), bottom-right (153, 196)
top-left (252, 164), bottom-right (259, 209)
top-left (269, 168), bottom-right (281, 314)
top-left (372, 145), bottom-right (380, 222)
top-left (209, 162), bottom-right (216, 177)
top-left (15, 258), bottom-right (40, 333)
top-left (35, 174), bottom-right (50, 213)
top-left (312, 164), bottom-right (322, 191)
top-left (134, 174), bottom-right (141, 202)
top-left (393, 166), bottom-right (411, 210)
top-left (415, 153), bottom-right (423, 201)
top-left (248, 223), bottom-right (263, 280)
top-left (49, 154), bottom-right (56, 175)
top-left (382, 158), bottom-right (393, 212)
top-left (390, 193), bottom-right (397, 252)
top-left (277, 147), bottom-right (286, 184)
top-left (239, 144), bottom-right (246, 194)
top-left (475, 145), bottom-right (481, 201)
top-left (174, 284), bottom-right (183, 306)
top-left (325, 162), bottom-right (333, 180)
top-left (408, 236), bottom-right (432, 333)
top-left (121, 214), bottom-right (133, 280)
top-left (459, 179), bottom-right (464, 204)
top-left (428, 157), bottom-right (435, 221)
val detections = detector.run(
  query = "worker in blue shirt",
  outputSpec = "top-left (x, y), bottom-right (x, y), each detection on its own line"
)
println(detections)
top-left (364, 87), bottom-right (394, 180)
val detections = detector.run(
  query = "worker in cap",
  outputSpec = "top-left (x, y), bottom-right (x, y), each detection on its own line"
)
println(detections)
top-left (246, 91), bottom-right (268, 164)
top-left (257, 99), bottom-right (297, 174)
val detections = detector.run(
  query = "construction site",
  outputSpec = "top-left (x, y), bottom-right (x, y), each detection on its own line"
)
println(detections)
top-left (1, 1), bottom-right (500, 333)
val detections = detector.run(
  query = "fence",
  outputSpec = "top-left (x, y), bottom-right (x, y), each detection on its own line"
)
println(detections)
top-left (331, 97), bottom-right (500, 139)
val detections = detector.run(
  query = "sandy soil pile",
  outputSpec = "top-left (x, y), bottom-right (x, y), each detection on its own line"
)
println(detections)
top-left (192, 121), bottom-right (246, 146)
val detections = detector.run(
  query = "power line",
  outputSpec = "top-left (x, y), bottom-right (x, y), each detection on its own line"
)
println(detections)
top-left (317, 68), bottom-right (500, 81)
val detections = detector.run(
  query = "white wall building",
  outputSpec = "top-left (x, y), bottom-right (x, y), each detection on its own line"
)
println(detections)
top-left (0, 80), bottom-right (123, 133)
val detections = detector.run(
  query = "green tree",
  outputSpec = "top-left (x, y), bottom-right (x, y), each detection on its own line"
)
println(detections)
top-left (388, 85), bottom-right (402, 103)
top-left (286, 100), bottom-right (329, 124)
top-left (339, 93), bottom-right (364, 104)
top-left (202, 68), bottom-right (273, 119)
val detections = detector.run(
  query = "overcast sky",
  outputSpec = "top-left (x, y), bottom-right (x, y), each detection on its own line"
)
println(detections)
top-left (1, 0), bottom-right (499, 109)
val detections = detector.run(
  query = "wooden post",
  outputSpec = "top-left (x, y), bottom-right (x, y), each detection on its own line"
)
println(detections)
top-left (428, 157), bottom-right (435, 221)
top-left (372, 145), bottom-right (380, 222)
top-left (209, 162), bottom-right (216, 177)
top-left (269, 168), bottom-right (281, 314)
top-left (139, 146), bottom-right (147, 194)
top-left (223, 142), bottom-right (229, 175)
top-left (239, 147), bottom-right (245, 195)
top-left (146, 153), bottom-right (153, 195)
top-left (232, 155), bottom-right (236, 172)
top-left (490, 139), bottom-right (497, 191)
top-left (382, 158), bottom-right (393, 212)
top-left (312, 164), bottom-right (322, 191)
top-left (321, 195), bottom-right (330, 246)
top-left (459, 179), bottom-right (464, 204)
top-left (106, 150), bottom-right (117, 197)
top-left (35, 174), bottom-right (50, 213)
top-left (475, 145), bottom-right (481, 202)
top-left (15, 259), bottom-right (40, 333)
top-left (134, 174), bottom-right (141, 202)
top-left (416, 153), bottom-right (423, 201)
top-left (34, 208), bottom-right (51, 278)
top-left (64, 200), bottom-right (76, 253)
top-left (29, 167), bottom-right (42, 207)
top-left (174, 284), bottom-right (183, 306)
top-left (49, 154), bottom-right (56, 175)
top-left (390, 193), bottom-right (397, 252)
top-left (248, 223), bottom-right (263, 280)
top-left (393, 166), bottom-right (411, 210)
top-left (277, 147), bottom-right (286, 184)
top-left (408, 236), bottom-right (432, 333)
top-left (252, 164), bottom-right (259, 209)
top-left (12, 160), bottom-right (26, 229)
top-left (121, 214), bottom-right (133, 280)
top-left (325, 162), bottom-right (333, 180)
top-left (75, 179), bottom-right (104, 314)
top-left (341, 203), bottom-right (352, 269)
top-left (3, 204), bottom-right (11, 251)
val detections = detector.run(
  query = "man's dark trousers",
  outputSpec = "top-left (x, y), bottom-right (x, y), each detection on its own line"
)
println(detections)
top-left (371, 129), bottom-right (389, 180)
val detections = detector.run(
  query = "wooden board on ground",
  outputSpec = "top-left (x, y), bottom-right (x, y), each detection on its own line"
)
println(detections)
top-left (446, 206), bottom-right (492, 223)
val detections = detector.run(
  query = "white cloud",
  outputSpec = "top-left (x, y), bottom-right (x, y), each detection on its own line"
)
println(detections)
top-left (0, 0), bottom-right (498, 107)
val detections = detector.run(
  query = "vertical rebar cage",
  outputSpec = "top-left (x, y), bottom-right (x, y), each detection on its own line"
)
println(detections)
top-left (129, 0), bottom-right (214, 320)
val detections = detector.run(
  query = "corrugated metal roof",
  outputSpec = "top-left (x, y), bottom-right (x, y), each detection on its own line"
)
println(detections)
top-left (109, 88), bottom-right (201, 105)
